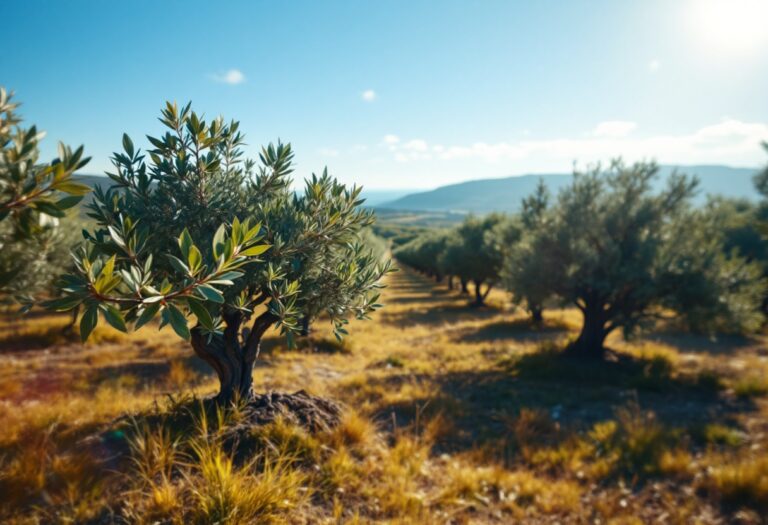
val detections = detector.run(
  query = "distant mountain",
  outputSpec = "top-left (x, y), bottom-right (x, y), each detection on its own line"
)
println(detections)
top-left (75, 174), bottom-right (110, 189)
top-left (73, 175), bottom-right (411, 208)
top-left (378, 165), bottom-right (762, 214)
top-left (359, 189), bottom-right (412, 207)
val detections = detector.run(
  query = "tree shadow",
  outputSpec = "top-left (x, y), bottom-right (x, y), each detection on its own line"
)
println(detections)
top-left (264, 335), bottom-right (352, 355)
top-left (641, 329), bottom-right (763, 356)
top-left (379, 302), bottom-right (503, 327)
top-left (455, 317), bottom-right (571, 344)
top-left (369, 347), bottom-right (757, 458)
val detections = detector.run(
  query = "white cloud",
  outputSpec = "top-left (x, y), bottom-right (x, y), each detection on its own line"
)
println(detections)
top-left (404, 139), bottom-right (428, 152)
top-left (383, 119), bottom-right (768, 169)
top-left (362, 89), bottom-right (377, 102)
top-left (648, 59), bottom-right (661, 72)
top-left (383, 134), bottom-right (400, 145)
top-left (211, 69), bottom-right (246, 85)
top-left (318, 148), bottom-right (339, 157)
top-left (593, 120), bottom-right (638, 138)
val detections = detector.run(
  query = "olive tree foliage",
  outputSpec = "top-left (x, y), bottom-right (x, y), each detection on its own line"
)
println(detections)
top-left (753, 142), bottom-right (768, 202)
top-left (50, 102), bottom-right (392, 401)
top-left (439, 214), bottom-right (508, 306)
top-left (501, 179), bottom-right (552, 323)
top-left (509, 160), bottom-right (764, 359)
top-left (394, 230), bottom-right (449, 280)
top-left (0, 88), bottom-right (91, 296)
top-left (754, 142), bottom-right (768, 235)
top-left (295, 227), bottom-right (390, 337)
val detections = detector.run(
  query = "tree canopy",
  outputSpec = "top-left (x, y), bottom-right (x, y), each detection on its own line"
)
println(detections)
top-left (50, 102), bottom-right (392, 401)
top-left (506, 160), bottom-right (764, 358)
top-left (501, 179), bottom-right (551, 322)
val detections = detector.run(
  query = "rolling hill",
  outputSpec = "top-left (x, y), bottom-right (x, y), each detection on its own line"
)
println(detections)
top-left (378, 165), bottom-right (762, 213)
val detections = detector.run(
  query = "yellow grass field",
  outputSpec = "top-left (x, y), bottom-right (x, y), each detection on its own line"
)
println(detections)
top-left (1, 267), bottom-right (768, 524)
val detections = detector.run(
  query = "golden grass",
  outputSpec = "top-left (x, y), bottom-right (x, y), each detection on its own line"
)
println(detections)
top-left (1, 267), bottom-right (768, 523)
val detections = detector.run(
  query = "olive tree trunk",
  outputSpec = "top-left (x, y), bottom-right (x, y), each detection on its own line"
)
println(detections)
top-left (190, 312), bottom-right (277, 403)
top-left (473, 280), bottom-right (487, 306)
top-left (460, 278), bottom-right (469, 294)
top-left (530, 304), bottom-right (543, 324)
top-left (566, 303), bottom-right (610, 359)
top-left (299, 316), bottom-right (311, 337)
top-left (471, 281), bottom-right (494, 306)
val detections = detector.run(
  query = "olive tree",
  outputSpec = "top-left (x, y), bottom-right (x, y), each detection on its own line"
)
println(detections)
top-left (0, 88), bottom-right (91, 293)
top-left (502, 179), bottom-right (551, 323)
top-left (513, 160), bottom-right (764, 359)
top-left (440, 214), bottom-right (507, 306)
top-left (394, 230), bottom-right (448, 281)
top-left (50, 102), bottom-right (392, 401)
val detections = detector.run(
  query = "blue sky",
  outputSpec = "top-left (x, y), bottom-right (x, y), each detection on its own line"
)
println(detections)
top-left (2, 0), bottom-right (768, 189)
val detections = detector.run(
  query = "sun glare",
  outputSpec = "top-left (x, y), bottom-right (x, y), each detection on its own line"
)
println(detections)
top-left (688, 0), bottom-right (768, 57)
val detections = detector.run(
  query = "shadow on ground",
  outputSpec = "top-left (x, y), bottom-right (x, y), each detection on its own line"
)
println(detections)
top-left (454, 317), bottom-right (571, 344)
top-left (365, 348), bottom-right (756, 457)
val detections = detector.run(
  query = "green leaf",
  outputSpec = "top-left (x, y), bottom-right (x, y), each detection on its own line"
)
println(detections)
top-left (56, 181), bottom-right (92, 196)
top-left (42, 295), bottom-right (83, 311)
top-left (122, 133), bottom-right (135, 158)
top-left (188, 245), bottom-right (202, 272)
top-left (212, 224), bottom-right (226, 258)
top-left (135, 303), bottom-right (160, 329)
top-left (163, 304), bottom-right (190, 340)
top-left (187, 298), bottom-right (214, 330)
top-left (197, 284), bottom-right (225, 303)
top-left (100, 255), bottom-right (116, 278)
top-left (244, 221), bottom-right (263, 241)
top-left (33, 200), bottom-right (66, 218)
top-left (178, 228), bottom-right (193, 260)
top-left (80, 305), bottom-right (98, 342)
top-left (55, 195), bottom-right (84, 210)
top-left (166, 255), bottom-right (190, 275)
top-left (231, 216), bottom-right (241, 245)
top-left (212, 271), bottom-right (243, 282)
top-left (241, 244), bottom-right (271, 257)
top-left (101, 304), bottom-right (127, 332)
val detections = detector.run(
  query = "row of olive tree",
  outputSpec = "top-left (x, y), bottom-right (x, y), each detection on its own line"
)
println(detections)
top-left (394, 214), bottom-right (517, 306)
top-left (395, 159), bottom-right (767, 359)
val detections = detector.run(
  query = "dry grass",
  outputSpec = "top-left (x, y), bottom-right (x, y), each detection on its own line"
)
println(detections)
top-left (1, 267), bottom-right (768, 523)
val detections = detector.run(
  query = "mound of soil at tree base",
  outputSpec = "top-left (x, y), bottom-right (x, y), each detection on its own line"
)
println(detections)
top-left (78, 390), bottom-right (343, 470)
top-left (242, 390), bottom-right (343, 432)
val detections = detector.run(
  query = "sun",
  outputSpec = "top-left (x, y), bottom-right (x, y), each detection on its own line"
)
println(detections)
top-left (687, 0), bottom-right (768, 57)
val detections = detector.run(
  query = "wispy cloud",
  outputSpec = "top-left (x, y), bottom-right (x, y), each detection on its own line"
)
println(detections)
top-left (593, 120), bottom-right (637, 138)
top-left (648, 59), bottom-right (661, 72)
top-left (317, 147), bottom-right (340, 157)
top-left (210, 69), bottom-right (245, 85)
top-left (362, 89), bottom-right (377, 102)
top-left (383, 119), bottom-right (768, 168)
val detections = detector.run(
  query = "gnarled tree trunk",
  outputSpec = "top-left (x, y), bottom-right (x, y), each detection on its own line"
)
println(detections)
top-left (472, 280), bottom-right (491, 306)
top-left (460, 278), bottom-right (469, 294)
top-left (299, 315), bottom-right (311, 337)
top-left (566, 302), bottom-right (609, 359)
top-left (190, 311), bottom-right (278, 403)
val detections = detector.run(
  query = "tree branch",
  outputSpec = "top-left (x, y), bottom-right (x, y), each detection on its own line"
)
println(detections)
top-left (244, 310), bottom-right (279, 361)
